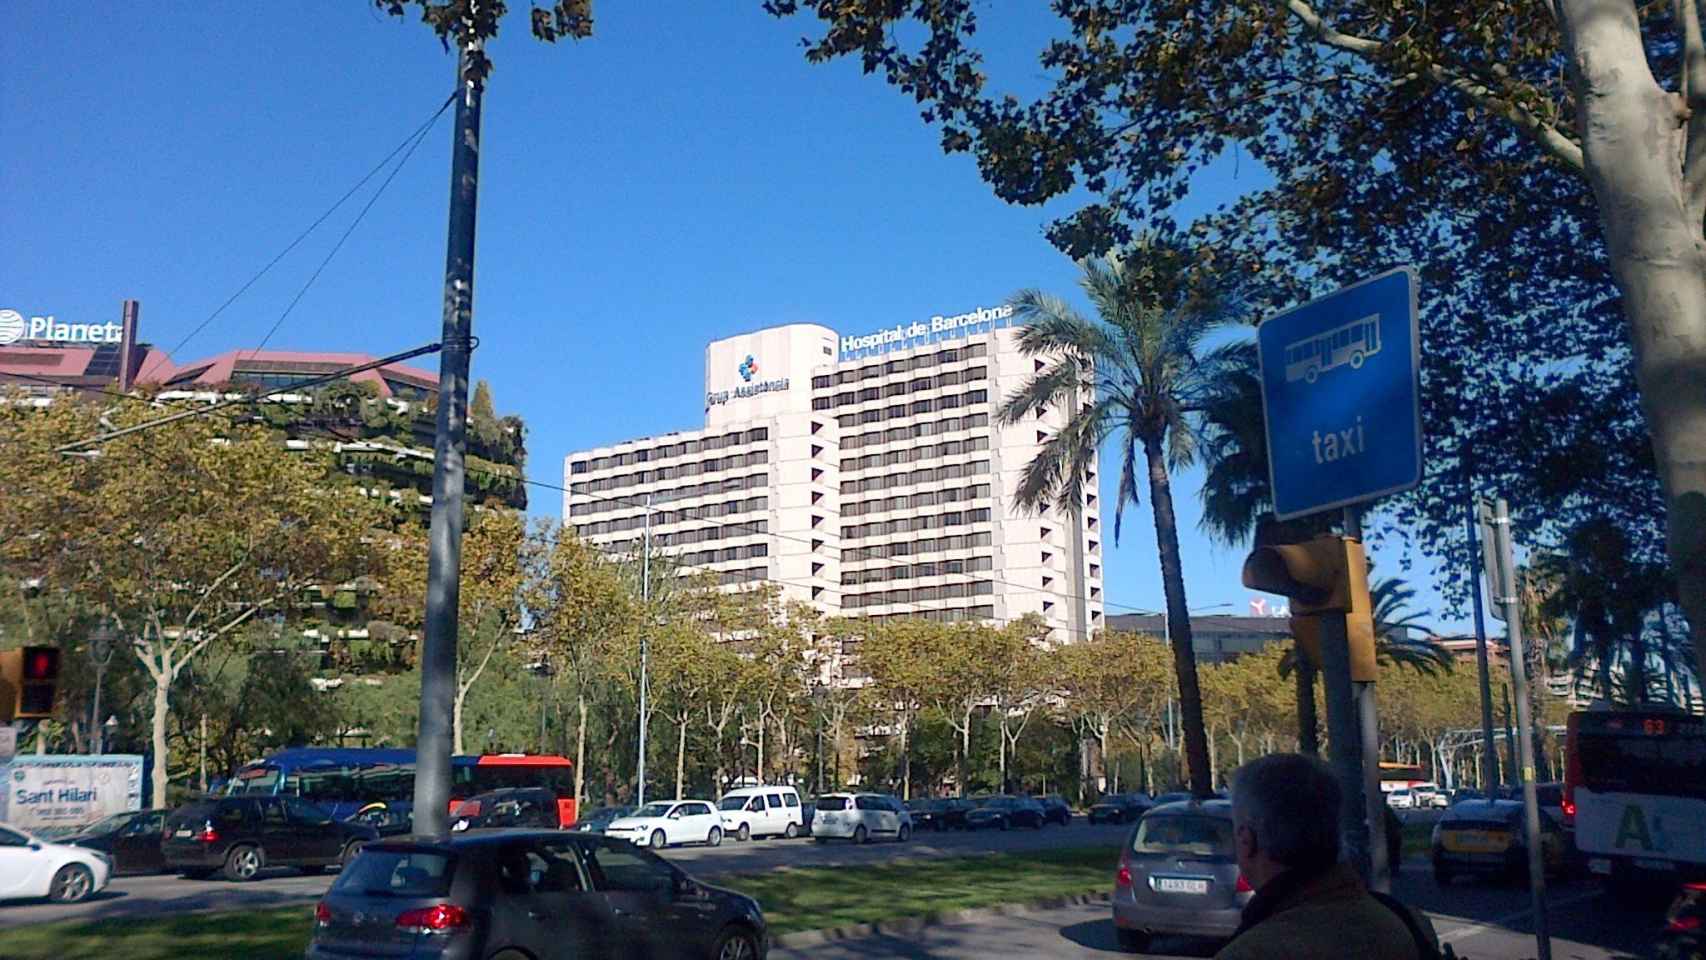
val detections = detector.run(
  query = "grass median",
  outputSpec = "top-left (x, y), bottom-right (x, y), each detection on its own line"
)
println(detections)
top-left (0, 845), bottom-right (1120, 960)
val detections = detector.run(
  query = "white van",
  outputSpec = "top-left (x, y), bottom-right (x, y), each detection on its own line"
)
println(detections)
top-left (716, 786), bottom-right (804, 840)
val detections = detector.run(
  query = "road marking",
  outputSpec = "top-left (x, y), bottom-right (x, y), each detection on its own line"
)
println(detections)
top-left (1433, 888), bottom-right (1602, 945)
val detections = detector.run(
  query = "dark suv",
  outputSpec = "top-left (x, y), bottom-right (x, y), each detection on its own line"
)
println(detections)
top-left (162, 796), bottom-right (377, 881)
top-left (308, 830), bottom-right (768, 960)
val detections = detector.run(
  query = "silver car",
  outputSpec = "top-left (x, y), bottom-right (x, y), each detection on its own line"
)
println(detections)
top-left (1111, 799), bottom-right (1252, 952)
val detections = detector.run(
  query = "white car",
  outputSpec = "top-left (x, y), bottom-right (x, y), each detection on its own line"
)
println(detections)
top-left (603, 799), bottom-right (724, 849)
top-left (1412, 783), bottom-right (1449, 809)
top-left (810, 792), bottom-right (912, 844)
top-left (717, 786), bottom-right (805, 840)
top-left (1387, 788), bottom-right (1416, 810)
top-left (0, 823), bottom-right (113, 903)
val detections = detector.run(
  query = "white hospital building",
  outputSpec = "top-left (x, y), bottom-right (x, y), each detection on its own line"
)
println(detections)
top-left (562, 307), bottom-right (1105, 639)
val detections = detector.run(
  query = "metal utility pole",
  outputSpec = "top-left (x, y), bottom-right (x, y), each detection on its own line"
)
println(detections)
top-left (412, 42), bottom-right (484, 840)
top-left (1484, 498), bottom-right (1552, 960)
top-left (1314, 576), bottom-right (1371, 883)
top-left (1345, 508), bottom-right (1389, 894)
top-left (1464, 478), bottom-right (1502, 790)
top-left (636, 495), bottom-right (652, 807)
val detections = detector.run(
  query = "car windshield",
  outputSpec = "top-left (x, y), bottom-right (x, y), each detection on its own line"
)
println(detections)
top-left (816, 796), bottom-right (849, 811)
top-left (587, 807), bottom-right (630, 821)
top-left (719, 796), bottom-right (750, 811)
top-left (78, 811), bottom-right (140, 835)
top-left (1131, 815), bottom-right (1235, 859)
top-left (333, 850), bottom-right (455, 897)
top-left (633, 802), bottom-right (675, 819)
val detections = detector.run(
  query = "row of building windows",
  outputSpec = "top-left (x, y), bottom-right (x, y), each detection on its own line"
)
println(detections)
top-left (569, 428), bottom-right (771, 474)
top-left (841, 555), bottom-right (994, 586)
top-left (571, 496), bottom-right (768, 534)
top-left (679, 542), bottom-right (770, 567)
top-left (570, 472), bottom-right (767, 513)
top-left (843, 580), bottom-right (997, 608)
top-left (841, 412), bottom-right (992, 451)
top-left (718, 566), bottom-right (769, 587)
top-left (572, 450), bottom-right (770, 493)
top-left (842, 507), bottom-right (993, 542)
top-left (811, 342), bottom-right (990, 390)
top-left (811, 366), bottom-right (987, 411)
top-left (841, 446), bottom-right (990, 478)
top-left (842, 531), bottom-right (995, 562)
top-left (857, 604), bottom-right (998, 624)
top-left (833, 389), bottom-right (989, 429)
top-left (843, 483), bottom-right (991, 519)
top-left (573, 517), bottom-right (769, 544)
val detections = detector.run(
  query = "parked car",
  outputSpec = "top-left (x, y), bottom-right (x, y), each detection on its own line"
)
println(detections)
top-left (1088, 794), bottom-right (1149, 825)
top-left (1450, 789), bottom-right (1486, 806)
top-left (965, 796), bottom-right (1046, 831)
top-left (0, 823), bottom-right (112, 903)
top-left (603, 800), bottom-right (723, 850)
top-left (453, 788), bottom-right (565, 832)
top-left (1151, 791), bottom-right (1192, 807)
top-left (570, 806), bottom-right (635, 835)
top-left (1038, 795), bottom-right (1074, 826)
top-left (810, 792), bottom-right (912, 844)
top-left (307, 829), bottom-right (769, 960)
top-left (1659, 882), bottom-right (1706, 960)
top-left (62, 809), bottom-right (168, 875)
top-left (162, 796), bottom-right (377, 881)
top-left (1411, 783), bottom-right (1449, 809)
top-left (1112, 798), bottom-right (1249, 952)
top-left (1387, 787), bottom-right (1417, 810)
top-left (717, 786), bottom-right (805, 840)
top-left (908, 797), bottom-right (975, 831)
top-left (1431, 799), bottom-right (1569, 886)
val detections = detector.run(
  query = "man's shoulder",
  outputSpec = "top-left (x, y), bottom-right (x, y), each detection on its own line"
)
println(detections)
top-left (1215, 892), bottom-right (1424, 960)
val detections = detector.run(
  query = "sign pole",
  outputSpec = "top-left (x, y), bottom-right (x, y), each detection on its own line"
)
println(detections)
top-left (1314, 592), bottom-right (1372, 884)
top-left (1488, 498), bottom-right (1552, 960)
top-left (1463, 459), bottom-right (1502, 790)
top-left (1344, 506), bottom-right (1389, 893)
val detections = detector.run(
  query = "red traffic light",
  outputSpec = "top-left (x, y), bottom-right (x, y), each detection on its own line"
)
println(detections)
top-left (25, 649), bottom-right (58, 681)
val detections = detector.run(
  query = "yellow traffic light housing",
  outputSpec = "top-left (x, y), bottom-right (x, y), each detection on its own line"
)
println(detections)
top-left (0, 646), bottom-right (61, 721)
top-left (1245, 536), bottom-right (1377, 682)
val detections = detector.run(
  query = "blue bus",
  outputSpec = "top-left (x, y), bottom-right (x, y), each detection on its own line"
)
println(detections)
top-left (220, 748), bottom-right (575, 824)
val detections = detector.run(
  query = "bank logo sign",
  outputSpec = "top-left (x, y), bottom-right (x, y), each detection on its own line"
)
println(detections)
top-left (0, 308), bottom-right (124, 346)
top-left (838, 304), bottom-right (1016, 361)
top-left (739, 355), bottom-right (758, 382)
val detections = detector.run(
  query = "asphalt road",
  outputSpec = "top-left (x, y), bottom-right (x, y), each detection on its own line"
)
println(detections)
top-left (0, 818), bottom-right (1136, 928)
top-left (773, 867), bottom-right (1661, 960)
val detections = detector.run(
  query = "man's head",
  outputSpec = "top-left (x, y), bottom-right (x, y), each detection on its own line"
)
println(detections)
top-left (1229, 753), bottom-right (1341, 890)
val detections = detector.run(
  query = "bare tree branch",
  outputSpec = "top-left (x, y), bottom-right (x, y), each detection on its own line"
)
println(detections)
top-left (1680, 0), bottom-right (1706, 225)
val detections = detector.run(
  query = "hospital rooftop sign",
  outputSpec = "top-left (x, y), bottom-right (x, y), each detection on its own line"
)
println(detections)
top-left (838, 304), bottom-right (1016, 360)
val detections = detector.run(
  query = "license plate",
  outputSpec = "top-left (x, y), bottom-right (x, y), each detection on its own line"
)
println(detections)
top-left (1636, 858), bottom-right (1678, 872)
top-left (1588, 858), bottom-right (1612, 875)
top-left (174, 828), bottom-right (193, 838)
top-left (1443, 830), bottom-right (1510, 854)
top-left (1153, 877), bottom-right (1209, 894)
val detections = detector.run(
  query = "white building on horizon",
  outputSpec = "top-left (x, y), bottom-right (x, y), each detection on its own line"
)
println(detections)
top-left (562, 306), bottom-right (1104, 640)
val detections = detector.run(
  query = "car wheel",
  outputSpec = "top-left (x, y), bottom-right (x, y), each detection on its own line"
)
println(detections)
top-left (713, 926), bottom-right (760, 960)
top-left (898, 825), bottom-right (911, 843)
top-left (223, 844), bottom-right (263, 882)
top-left (48, 864), bottom-right (94, 903)
top-left (853, 825), bottom-right (868, 845)
top-left (737, 823), bottom-right (751, 842)
top-left (784, 822), bottom-right (800, 839)
top-left (340, 840), bottom-right (365, 870)
top-left (708, 826), bottom-right (723, 847)
top-left (1116, 928), bottom-right (1151, 953)
top-left (651, 830), bottom-right (668, 850)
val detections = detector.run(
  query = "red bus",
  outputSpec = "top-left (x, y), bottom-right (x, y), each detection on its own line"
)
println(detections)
top-left (1566, 709), bottom-right (1706, 891)
top-left (451, 754), bottom-right (577, 827)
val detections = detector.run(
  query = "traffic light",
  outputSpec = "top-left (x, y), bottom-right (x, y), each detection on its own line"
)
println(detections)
top-left (0, 646), bottom-right (61, 721)
top-left (1243, 535), bottom-right (1377, 682)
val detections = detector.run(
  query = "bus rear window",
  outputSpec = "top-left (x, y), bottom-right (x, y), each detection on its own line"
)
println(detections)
top-left (227, 766), bottom-right (282, 795)
top-left (1580, 731), bottom-right (1706, 795)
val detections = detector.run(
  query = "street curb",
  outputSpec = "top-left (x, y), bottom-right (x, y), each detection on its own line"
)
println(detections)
top-left (772, 889), bottom-right (1112, 949)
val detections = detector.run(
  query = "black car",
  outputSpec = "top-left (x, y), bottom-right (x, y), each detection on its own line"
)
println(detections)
top-left (308, 829), bottom-right (768, 960)
top-left (162, 796), bottom-right (377, 881)
top-left (1660, 882), bottom-right (1706, 960)
top-left (454, 788), bottom-right (566, 832)
top-left (63, 809), bottom-right (168, 875)
top-left (570, 805), bottom-right (636, 835)
top-left (908, 797), bottom-right (975, 831)
top-left (1088, 793), bottom-right (1149, 825)
top-left (1038, 795), bottom-right (1074, 826)
top-left (965, 796), bottom-right (1046, 831)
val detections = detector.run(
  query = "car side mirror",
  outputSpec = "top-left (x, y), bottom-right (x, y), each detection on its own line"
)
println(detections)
top-left (28, 843), bottom-right (41, 851)
top-left (673, 874), bottom-right (702, 900)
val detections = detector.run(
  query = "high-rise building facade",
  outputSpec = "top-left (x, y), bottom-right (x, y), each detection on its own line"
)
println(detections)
top-left (563, 307), bottom-right (1104, 638)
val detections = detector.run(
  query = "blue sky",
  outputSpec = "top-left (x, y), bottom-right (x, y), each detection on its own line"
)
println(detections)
top-left (2, 2), bottom-right (1473, 632)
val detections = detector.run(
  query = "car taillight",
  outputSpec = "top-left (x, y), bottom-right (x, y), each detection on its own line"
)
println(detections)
top-left (396, 903), bottom-right (471, 934)
top-left (197, 824), bottom-right (219, 843)
top-left (1561, 798), bottom-right (1576, 823)
top-left (1236, 874), bottom-right (1253, 893)
top-left (1687, 882), bottom-right (1706, 892)
top-left (314, 901), bottom-right (332, 927)
top-left (1115, 865), bottom-right (1133, 887)
top-left (1669, 916), bottom-right (1702, 933)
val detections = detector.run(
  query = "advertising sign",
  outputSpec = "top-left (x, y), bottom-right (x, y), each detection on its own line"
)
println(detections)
top-left (0, 754), bottom-right (144, 832)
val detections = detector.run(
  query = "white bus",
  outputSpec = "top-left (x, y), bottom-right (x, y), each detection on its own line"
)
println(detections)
top-left (1284, 313), bottom-right (1381, 383)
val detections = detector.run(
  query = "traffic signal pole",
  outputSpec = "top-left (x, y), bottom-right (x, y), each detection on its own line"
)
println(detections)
top-left (412, 43), bottom-right (483, 841)
top-left (1313, 591), bottom-right (1372, 883)
top-left (1345, 507), bottom-right (1389, 894)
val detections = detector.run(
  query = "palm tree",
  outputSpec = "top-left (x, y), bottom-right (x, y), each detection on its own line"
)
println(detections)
top-left (998, 241), bottom-right (1246, 798)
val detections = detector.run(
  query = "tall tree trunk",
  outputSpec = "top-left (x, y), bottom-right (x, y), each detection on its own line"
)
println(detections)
top-left (574, 694), bottom-right (588, 807)
top-left (900, 716), bottom-right (912, 800)
top-left (150, 670), bottom-right (171, 809)
top-left (1207, 727), bottom-right (1220, 790)
top-left (453, 686), bottom-right (467, 757)
top-left (960, 707), bottom-right (972, 794)
top-left (1295, 659), bottom-right (1320, 756)
top-left (998, 716), bottom-right (1009, 789)
top-left (1558, 0), bottom-right (1706, 678)
top-left (676, 716), bottom-right (688, 800)
top-left (756, 716), bottom-right (766, 784)
top-left (1143, 438), bottom-right (1213, 797)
